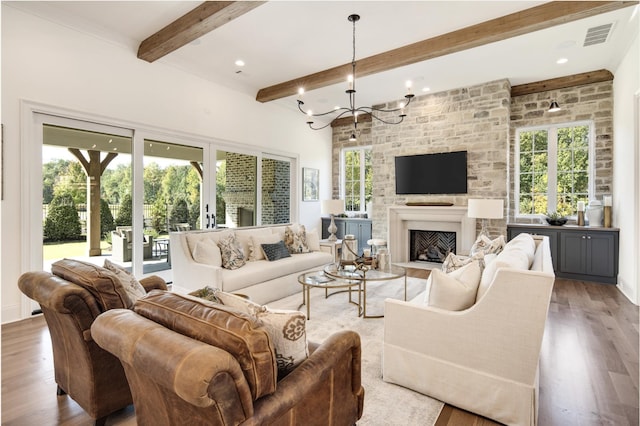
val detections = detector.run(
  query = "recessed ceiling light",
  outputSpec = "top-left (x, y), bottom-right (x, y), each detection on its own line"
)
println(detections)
top-left (556, 58), bottom-right (568, 64)
top-left (235, 59), bottom-right (245, 67)
top-left (422, 87), bottom-right (431, 92)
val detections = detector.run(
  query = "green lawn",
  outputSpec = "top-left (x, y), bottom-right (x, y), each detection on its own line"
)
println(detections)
top-left (43, 240), bottom-right (111, 260)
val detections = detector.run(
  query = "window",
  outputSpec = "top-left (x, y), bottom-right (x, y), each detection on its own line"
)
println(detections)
top-left (516, 122), bottom-right (593, 217)
top-left (341, 147), bottom-right (372, 212)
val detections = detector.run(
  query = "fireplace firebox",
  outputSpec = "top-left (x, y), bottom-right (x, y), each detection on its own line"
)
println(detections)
top-left (410, 230), bottom-right (456, 263)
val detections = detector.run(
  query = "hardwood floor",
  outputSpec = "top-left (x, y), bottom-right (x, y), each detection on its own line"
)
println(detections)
top-left (2, 276), bottom-right (638, 425)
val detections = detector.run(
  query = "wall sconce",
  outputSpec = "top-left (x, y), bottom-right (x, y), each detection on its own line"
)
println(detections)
top-left (548, 100), bottom-right (561, 112)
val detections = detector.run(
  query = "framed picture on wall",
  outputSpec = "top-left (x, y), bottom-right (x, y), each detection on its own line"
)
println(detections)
top-left (302, 167), bottom-right (319, 201)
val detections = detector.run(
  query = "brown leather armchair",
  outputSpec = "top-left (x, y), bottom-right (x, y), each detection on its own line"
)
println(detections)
top-left (17, 259), bottom-right (167, 426)
top-left (92, 291), bottom-right (365, 426)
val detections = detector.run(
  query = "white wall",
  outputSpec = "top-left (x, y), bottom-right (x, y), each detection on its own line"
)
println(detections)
top-left (613, 32), bottom-right (639, 305)
top-left (1, 5), bottom-right (332, 322)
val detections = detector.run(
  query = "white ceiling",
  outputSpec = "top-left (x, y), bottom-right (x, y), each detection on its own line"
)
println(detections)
top-left (8, 1), bottom-right (639, 120)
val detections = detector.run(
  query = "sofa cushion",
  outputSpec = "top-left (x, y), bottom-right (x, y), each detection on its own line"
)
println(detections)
top-left (51, 258), bottom-right (133, 310)
top-left (477, 248), bottom-right (530, 301)
top-left (306, 228), bottom-right (321, 252)
top-left (248, 233), bottom-right (282, 261)
top-left (262, 241), bottom-right (292, 262)
top-left (133, 291), bottom-right (277, 400)
top-left (236, 228), bottom-right (273, 260)
top-left (503, 233), bottom-right (536, 266)
top-left (103, 259), bottom-right (147, 303)
top-left (214, 291), bottom-right (308, 379)
top-left (218, 233), bottom-right (246, 270)
top-left (221, 251), bottom-right (333, 293)
top-left (191, 237), bottom-right (223, 267)
top-left (426, 260), bottom-right (482, 310)
top-left (185, 229), bottom-right (233, 259)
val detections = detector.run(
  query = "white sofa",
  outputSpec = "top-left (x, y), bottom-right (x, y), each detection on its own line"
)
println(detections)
top-left (170, 224), bottom-right (333, 304)
top-left (383, 234), bottom-right (555, 426)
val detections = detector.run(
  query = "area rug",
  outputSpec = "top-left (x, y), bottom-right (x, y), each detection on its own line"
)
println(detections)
top-left (268, 275), bottom-right (444, 426)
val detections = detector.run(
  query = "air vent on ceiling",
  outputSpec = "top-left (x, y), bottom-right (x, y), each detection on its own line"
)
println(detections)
top-left (583, 23), bottom-right (614, 47)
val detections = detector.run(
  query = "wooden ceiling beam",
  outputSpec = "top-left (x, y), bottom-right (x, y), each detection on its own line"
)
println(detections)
top-left (138, 1), bottom-right (265, 63)
top-left (511, 69), bottom-right (614, 97)
top-left (256, 1), bottom-right (636, 103)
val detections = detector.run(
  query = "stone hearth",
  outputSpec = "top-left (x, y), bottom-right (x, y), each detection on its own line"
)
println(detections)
top-left (387, 205), bottom-right (476, 265)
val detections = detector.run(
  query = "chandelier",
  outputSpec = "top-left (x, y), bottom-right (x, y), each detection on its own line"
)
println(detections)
top-left (297, 14), bottom-right (414, 139)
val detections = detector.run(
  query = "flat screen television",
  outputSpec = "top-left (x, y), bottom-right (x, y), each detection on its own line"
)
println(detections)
top-left (395, 150), bottom-right (468, 194)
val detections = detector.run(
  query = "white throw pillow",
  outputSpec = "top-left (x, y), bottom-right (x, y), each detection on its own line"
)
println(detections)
top-left (503, 233), bottom-right (536, 266)
top-left (306, 228), bottom-right (321, 252)
top-left (426, 260), bottom-right (482, 311)
top-left (191, 238), bottom-right (222, 267)
top-left (476, 248), bottom-right (530, 301)
top-left (248, 233), bottom-right (282, 261)
top-left (103, 259), bottom-right (146, 303)
top-left (214, 290), bottom-right (308, 378)
top-left (235, 228), bottom-right (272, 259)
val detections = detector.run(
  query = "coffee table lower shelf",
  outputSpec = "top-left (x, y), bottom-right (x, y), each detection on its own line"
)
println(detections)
top-left (297, 271), bottom-right (361, 320)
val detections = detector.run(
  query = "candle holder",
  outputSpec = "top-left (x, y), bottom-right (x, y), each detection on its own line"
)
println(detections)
top-left (604, 206), bottom-right (612, 227)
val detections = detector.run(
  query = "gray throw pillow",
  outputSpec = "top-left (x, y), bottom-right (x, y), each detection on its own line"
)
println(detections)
top-left (261, 241), bottom-right (292, 261)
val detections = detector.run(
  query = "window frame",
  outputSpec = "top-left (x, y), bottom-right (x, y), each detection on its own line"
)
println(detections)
top-left (340, 145), bottom-right (372, 213)
top-left (514, 120), bottom-right (595, 219)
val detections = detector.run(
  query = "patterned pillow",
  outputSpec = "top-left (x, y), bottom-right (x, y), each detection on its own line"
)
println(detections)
top-left (470, 234), bottom-right (506, 257)
top-left (187, 286), bottom-right (221, 303)
top-left (262, 241), bottom-right (292, 261)
top-left (217, 233), bottom-right (246, 269)
top-left (214, 290), bottom-right (308, 378)
top-left (441, 251), bottom-right (485, 273)
top-left (103, 259), bottom-right (147, 303)
top-left (284, 225), bottom-right (310, 254)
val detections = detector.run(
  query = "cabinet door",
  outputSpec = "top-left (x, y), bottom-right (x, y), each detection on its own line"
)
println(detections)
top-left (344, 221), bottom-right (361, 253)
top-left (359, 222), bottom-right (372, 249)
top-left (560, 232), bottom-right (586, 274)
top-left (321, 218), bottom-right (330, 239)
top-left (586, 233), bottom-right (615, 277)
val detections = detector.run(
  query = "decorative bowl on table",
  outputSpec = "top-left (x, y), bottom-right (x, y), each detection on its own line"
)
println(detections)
top-left (545, 216), bottom-right (567, 226)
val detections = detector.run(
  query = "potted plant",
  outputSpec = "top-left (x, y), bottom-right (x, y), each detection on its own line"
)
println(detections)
top-left (545, 211), bottom-right (568, 226)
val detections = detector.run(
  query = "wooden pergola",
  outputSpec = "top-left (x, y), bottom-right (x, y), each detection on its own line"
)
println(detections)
top-left (44, 125), bottom-right (203, 256)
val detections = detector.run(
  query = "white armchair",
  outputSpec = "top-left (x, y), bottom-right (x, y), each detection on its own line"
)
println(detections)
top-left (383, 236), bottom-right (554, 426)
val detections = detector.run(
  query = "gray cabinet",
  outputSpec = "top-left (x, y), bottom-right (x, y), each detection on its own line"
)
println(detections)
top-left (507, 224), bottom-right (619, 284)
top-left (560, 231), bottom-right (617, 279)
top-left (321, 217), bottom-right (372, 255)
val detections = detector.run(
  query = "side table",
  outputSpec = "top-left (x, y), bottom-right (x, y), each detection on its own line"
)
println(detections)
top-left (319, 239), bottom-right (342, 263)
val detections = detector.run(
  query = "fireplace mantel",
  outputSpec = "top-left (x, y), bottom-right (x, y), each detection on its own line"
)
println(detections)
top-left (387, 205), bottom-right (476, 265)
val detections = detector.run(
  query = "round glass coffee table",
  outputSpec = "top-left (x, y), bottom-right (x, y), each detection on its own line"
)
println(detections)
top-left (297, 270), bottom-right (361, 320)
top-left (323, 263), bottom-right (407, 318)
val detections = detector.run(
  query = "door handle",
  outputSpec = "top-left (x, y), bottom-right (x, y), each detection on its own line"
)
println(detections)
top-left (206, 214), bottom-right (210, 229)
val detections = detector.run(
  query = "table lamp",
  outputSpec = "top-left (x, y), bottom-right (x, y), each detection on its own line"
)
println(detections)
top-left (467, 199), bottom-right (504, 238)
top-left (321, 199), bottom-right (344, 242)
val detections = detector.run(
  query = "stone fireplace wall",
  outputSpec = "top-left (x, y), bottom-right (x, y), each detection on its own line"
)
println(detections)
top-left (334, 79), bottom-right (511, 239)
top-left (332, 77), bottom-right (615, 241)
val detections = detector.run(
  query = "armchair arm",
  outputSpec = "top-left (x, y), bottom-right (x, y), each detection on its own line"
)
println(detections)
top-left (170, 232), bottom-right (223, 292)
top-left (246, 330), bottom-right (364, 425)
top-left (139, 275), bottom-right (167, 292)
top-left (92, 309), bottom-right (254, 424)
top-left (385, 267), bottom-right (554, 385)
